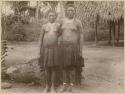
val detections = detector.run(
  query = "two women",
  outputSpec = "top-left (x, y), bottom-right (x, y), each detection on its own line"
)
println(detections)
top-left (39, 4), bottom-right (84, 93)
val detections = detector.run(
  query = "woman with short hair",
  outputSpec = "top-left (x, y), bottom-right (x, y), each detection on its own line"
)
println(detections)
top-left (38, 10), bottom-right (61, 93)
top-left (59, 4), bottom-right (84, 92)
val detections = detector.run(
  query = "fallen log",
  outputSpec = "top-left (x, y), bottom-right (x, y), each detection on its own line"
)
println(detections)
top-left (6, 58), bottom-right (46, 86)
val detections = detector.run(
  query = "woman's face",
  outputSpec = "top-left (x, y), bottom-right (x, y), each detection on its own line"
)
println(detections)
top-left (66, 7), bottom-right (75, 19)
top-left (48, 12), bottom-right (56, 23)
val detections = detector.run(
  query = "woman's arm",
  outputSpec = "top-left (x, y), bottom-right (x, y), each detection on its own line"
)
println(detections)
top-left (58, 24), bottom-right (62, 37)
top-left (38, 25), bottom-right (45, 56)
top-left (57, 20), bottom-right (63, 45)
top-left (77, 20), bottom-right (84, 56)
top-left (56, 19), bottom-right (63, 37)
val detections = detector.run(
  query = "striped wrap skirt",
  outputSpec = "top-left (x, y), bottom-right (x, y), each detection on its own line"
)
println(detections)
top-left (60, 42), bottom-right (83, 68)
top-left (39, 45), bottom-right (60, 68)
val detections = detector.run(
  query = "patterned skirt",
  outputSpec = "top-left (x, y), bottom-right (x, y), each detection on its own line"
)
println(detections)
top-left (39, 45), bottom-right (60, 68)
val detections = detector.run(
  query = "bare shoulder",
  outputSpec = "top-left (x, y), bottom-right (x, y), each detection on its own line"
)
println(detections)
top-left (42, 23), bottom-right (49, 28)
top-left (55, 22), bottom-right (61, 27)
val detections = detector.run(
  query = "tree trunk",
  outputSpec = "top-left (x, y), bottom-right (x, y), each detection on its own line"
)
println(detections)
top-left (57, 1), bottom-right (65, 21)
top-left (60, 1), bottom-right (65, 18)
top-left (108, 20), bottom-right (112, 45)
top-left (35, 1), bottom-right (40, 21)
top-left (95, 14), bottom-right (99, 46)
top-left (2, 16), bottom-right (7, 40)
top-left (112, 21), bottom-right (116, 47)
top-left (117, 20), bottom-right (120, 43)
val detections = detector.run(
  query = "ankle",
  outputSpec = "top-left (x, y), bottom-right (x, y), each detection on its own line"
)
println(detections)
top-left (70, 83), bottom-right (74, 86)
top-left (63, 82), bottom-right (67, 85)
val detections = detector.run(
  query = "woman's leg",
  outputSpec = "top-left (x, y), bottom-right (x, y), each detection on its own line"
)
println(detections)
top-left (44, 67), bottom-right (51, 92)
top-left (69, 67), bottom-right (76, 86)
top-left (59, 67), bottom-right (69, 92)
top-left (69, 67), bottom-right (81, 93)
top-left (51, 68), bottom-right (56, 92)
top-left (63, 67), bottom-right (70, 84)
top-left (75, 67), bottom-right (82, 85)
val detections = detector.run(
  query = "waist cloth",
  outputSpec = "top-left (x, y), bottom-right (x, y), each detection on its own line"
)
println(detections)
top-left (39, 44), bottom-right (60, 68)
top-left (38, 42), bottom-right (84, 68)
top-left (60, 42), bottom-right (84, 68)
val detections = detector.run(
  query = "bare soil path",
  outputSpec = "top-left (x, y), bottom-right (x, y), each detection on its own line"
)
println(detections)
top-left (2, 41), bottom-right (124, 93)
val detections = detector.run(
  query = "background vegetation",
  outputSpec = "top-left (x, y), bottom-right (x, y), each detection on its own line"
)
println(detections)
top-left (1, 1), bottom-right (124, 44)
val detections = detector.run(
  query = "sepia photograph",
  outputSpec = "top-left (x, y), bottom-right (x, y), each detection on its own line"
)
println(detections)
top-left (1, 0), bottom-right (124, 93)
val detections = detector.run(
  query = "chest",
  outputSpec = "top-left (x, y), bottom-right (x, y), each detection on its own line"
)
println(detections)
top-left (61, 21), bottom-right (78, 31)
top-left (44, 23), bottom-right (59, 34)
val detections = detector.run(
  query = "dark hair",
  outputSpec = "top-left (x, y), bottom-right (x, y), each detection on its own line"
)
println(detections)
top-left (47, 9), bottom-right (57, 17)
top-left (65, 4), bottom-right (76, 11)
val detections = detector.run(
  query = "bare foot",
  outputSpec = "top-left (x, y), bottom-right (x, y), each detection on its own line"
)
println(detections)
top-left (43, 87), bottom-right (50, 93)
top-left (69, 85), bottom-right (81, 93)
top-left (58, 84), bottom-right (68, 93)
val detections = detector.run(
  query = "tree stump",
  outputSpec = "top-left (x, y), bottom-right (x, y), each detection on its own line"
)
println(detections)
top-left (1, 82), bottom-right (12, 89)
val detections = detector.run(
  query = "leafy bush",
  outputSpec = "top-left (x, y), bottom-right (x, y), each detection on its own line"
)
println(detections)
top-left (5, 22), bottom-right (41, 41)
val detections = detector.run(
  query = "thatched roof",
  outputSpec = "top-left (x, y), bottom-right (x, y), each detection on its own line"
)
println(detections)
top-left (98, 1), bottom-right (124, 21)
top-left (74, 1), bottom-right (124, 25)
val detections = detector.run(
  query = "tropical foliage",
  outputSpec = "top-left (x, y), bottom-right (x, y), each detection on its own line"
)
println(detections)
top-left (1, 1), bottom-right (124, 42)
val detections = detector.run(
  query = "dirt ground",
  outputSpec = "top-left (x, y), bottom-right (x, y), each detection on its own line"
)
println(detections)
top-left (2, 41), bottom-right (124, 93)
